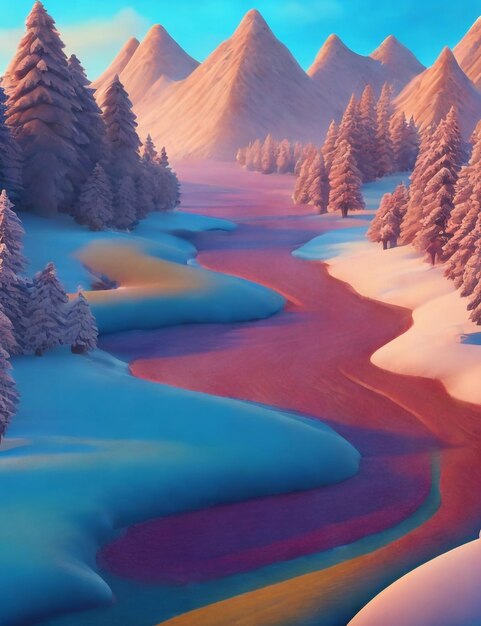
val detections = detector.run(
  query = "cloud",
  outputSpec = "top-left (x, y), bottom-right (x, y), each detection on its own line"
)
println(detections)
top-left (60, 8), bottom-right (148, 58)
top-left (0, 8), bottom-right (149, 77)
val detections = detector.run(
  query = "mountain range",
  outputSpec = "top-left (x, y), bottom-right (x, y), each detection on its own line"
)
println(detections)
top-left (94, 11), bottom-right (481, 159)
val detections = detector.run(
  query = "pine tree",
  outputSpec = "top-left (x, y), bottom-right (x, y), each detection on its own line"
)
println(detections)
top-left (445, 181), bottom-right (481, 287)
top-left (276, 139), bottom-right (293, 174)
top-left (336, 95), bottom-right (362, 171)
top-left (460, 212), bottom-right (481, 299)
top-left (23, 262), bottom-right (68, 356)
top-left (444, 124), bottom-right (481, 260)
top-left (292, 151), bottom-right (315, 204)
top-left (157, 146), bottom-right (170, 168)
top-left (391, 112), bottom-right (419, 172)
top-left (250, 139), bottom-right (263, 171)
top-left (400, 124), bottom-right (437, 245)
top-left (0, 308), bottom-right (18, 437)
top-left (68, 54), bottom-right (106, 201)
top-left (260, 135), bottom-right (277, 174)
top-left (3, 1), bottom-right (79, 216)
top-left (101, 75), bottom-right (141, 179)
top-left (0, 190), bottom-right (26, 274)
top-left (328, 140), bottom-right (365, 218)
top-left (75, 163), bottom-right (114, 231)
top-left (0, 88), bottom-right (23, 202)
top-left (358, 85), bottom-right (378, 182)
top-left (113, 176), bottom-right (137, 230)
top-left (67, 290), bottom-right (98, 354)
top-left (322, 121), bottom-right (339, 175)
top-left (367, 192), bottom-right (393, 244)
top-left (142, 134), bottom-right (158, 163)
top-left (374, 83), bottom-right (395, 178)
top-left (412, 108), bottom-right (464, 259)
top-left (379, 182), bottom-right (409, 248)
top-left (405, 117), bottom-right (420, 170)
top-left (307, 153), bottom-right (329, 213)
top-left (236, 146), bottom-right (247, 167)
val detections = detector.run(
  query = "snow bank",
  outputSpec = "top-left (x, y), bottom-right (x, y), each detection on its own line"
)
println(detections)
top-left (0, 348), bottom-right (360, 624)
top-left (21, 210), bottom-right (273, 336)
top-left (76, 240), bottom-right (284, 334)
top-left (293, 174), bottom-right (481, 406)
top-left (21, 210), bottom-right (236, 292)
top-left (349, 536), bottom-right (481, 626)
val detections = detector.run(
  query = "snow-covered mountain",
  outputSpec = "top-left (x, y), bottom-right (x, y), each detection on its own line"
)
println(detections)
top-left (454, 17), bottom-right (481, 89)
top-left (308, 34), bottom-right (384, 107)
top-left (371, 35), bottom-right (425, 92)
top-left (137, 10), bottom-right (334, 160)
top-left (308, 34), bottom-right (424, 112)
top-left (93, 25), bottom-right (199, 107)
top-left (91, 37), bottom-right (139, 97)
top-left (395, 47), bottom-right (481, 137)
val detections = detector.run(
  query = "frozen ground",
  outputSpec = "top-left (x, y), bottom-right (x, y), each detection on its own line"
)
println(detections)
top-left (295, 174), bottom-right (481, 405)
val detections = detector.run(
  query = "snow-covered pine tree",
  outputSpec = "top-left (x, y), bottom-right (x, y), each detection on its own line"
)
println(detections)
top-left (113, 176), bottom-right (137, 230)
top-left (444, 180), bottom-right (481, 287)
top-left (157, 146), bottom-right (170, 168)
top-left (251, 139), bottom-right (263, 171)
top-left (328, 140), bottom-right (365, 218)
top-left (0, 88), bottom-right (23, 203)
top-left (0, 191), bottom-right (27, 351)
top-left (68, 54), bottom-right (107, 202)
top-left (374, 83), bottom-right (395, 178)
top-left (358, 85), bottom-right (378, 182)
top-left (4, 1), bottom-right (79, 216)
top-left (444, 121), bottom-right (481, 260)
top-left (75, 163), bottom-right (114, 231)
top-left (292, 150), bottom-right (315, 204)
top-left (460, 210), bottom-right (481, 299)
top-left (412, 108), bottom-right (464, 260)
top-left (0, 190), bottom-right (26, 274)
top-left (23, 262), bottom-right (68, 356)
top-left (100, 75), bottom-right (144, 223)
top-left (321, 121), bottom-right (339, 175)
top-left (379, 182), bottom-right (409, 249)
top-left (260, 135), bottom-right (277, 174)
top-left (0, 308), bottom-right (18, 437)
top-left (101, 75), bottom-right (141, 179)
top-left (306, 152), bottom-right (329, 213)
top-left (367, 192), bottom-right (393, 244)
top-left (277, 139), bottom-right (293, 174)
top-left (336, 95), bottom-right (362, 172)
top-left (405, 117), bottom-right (420, 170)
top-left (399, 124), bottom-right (437, 245)
top-left (390, 112), bottom-right (419, 172)
top-left (67, 289), bottom-right (98, 354)
top-left (142, 134), bottom-right (158, 163)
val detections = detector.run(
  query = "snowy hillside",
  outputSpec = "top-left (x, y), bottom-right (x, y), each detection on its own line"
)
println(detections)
top-left (454, 16), bottom-right (481, 89)
top-left (395, 47), bottom-right (481, 138)
top-left (93, 25), bottom-right (199, 107)
top-left (135, 9), bottom-right (334, 160)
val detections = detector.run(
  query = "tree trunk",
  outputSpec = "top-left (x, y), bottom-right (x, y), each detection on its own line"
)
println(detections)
top-left (382, 240), bottom-right (388, 250)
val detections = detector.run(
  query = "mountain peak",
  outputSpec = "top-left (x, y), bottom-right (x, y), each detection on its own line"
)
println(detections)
top-left (235, 9), bottom-right (271, 37)
top-left (370, 34), bottom-right (425, 83)
top-left (436, 46), bottom-right (458, 67)
top-left (395, 43), bottom-right (481, 138)
top-left (454, 18), bottom-right (481, 87)
top-left (314, 34), bottom-right (351, 60)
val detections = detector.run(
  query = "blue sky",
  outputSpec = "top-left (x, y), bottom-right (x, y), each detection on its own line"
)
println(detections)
top-left (1, 1), bottom-right (480, 80)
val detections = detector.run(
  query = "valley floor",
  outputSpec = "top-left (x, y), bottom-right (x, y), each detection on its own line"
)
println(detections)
top-left (3, 163), bottom-right (481, 626)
